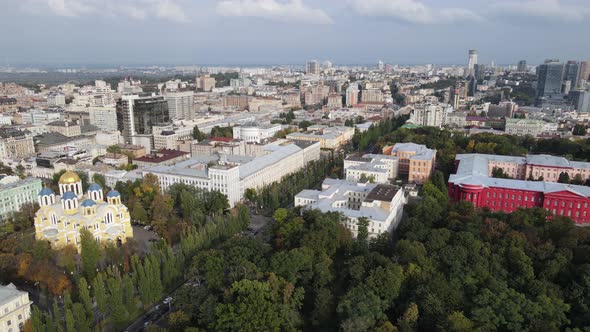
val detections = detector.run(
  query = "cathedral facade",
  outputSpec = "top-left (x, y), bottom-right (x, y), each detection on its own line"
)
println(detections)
top-left (34, 171), bottom-right (133, 250)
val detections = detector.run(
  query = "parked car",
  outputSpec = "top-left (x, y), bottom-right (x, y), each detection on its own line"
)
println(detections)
top-left (163, 296), bottom-right (173, 304)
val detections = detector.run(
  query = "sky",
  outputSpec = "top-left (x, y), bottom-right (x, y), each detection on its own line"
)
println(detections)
top-left (1, 0), bottom-right (590, 66)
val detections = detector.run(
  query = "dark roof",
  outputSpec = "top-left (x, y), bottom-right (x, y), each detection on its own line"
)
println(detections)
top-left (291, 139), bottom-right (318, 149)
top-left (366, 184), bottom-right (399, 202)
top-left (81, 124), bottom-right (100, 133)
top-left (346, 155), bottom-right (372, 162)
top-left (0, 127), bottom-right (29, 139)
top-left (48, 120), bottom-right (79, 127)
top-left (134, 149), bottom-right (188, 164)
top-left (0, 97), bottom-right (17, 105)
top-left (34, 132), bottom-right (70, 145)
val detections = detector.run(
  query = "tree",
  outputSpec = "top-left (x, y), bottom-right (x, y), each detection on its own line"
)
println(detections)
top-left (92, 272), bottom-right (108, 315)
top-left (298, 120), bottom-right (314, 130)
top-left (107, 145), bottom-right (122, 154)
top-left (273, 208), bottom-right (289, 223)
top-left (491, 167), bottom-right (512, 179)
top-left (77, 277), bottom-right (93, 317)
top-left (169, 310), bottom-right (190, 329)
top-left (356, 217), bottom-right (370, 252)
top-left (80, 229), bottom-right (100, 280)
top-left (92, 173), bottom-right (106, 189)
top-left (192, 125), bottom-right (206, 141)
top-left (214, 277), bottom-right (303, 332)
top-left (573, 124), bottom-right (587, 136)
top-left (444, 311), bottom-right (474, 332)
top-left (558, 172), bottom-right (570, 184)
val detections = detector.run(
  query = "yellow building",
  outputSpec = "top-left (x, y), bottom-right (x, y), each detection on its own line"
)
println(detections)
top-left (34, 171), bottom-right (133, 250)
top-left (384, 143), bottom-right (436, 184)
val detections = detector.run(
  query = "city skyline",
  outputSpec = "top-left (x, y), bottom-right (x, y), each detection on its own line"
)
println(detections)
top-left (2, 0), bottom-right (590, 66)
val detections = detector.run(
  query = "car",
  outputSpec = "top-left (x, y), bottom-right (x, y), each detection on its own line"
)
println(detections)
top-left (163, 296), bottom-right (173, 304)
top-left (143, 225), bottom-right (151, 230)
top-left (143, 321), bottom-right (151, 327)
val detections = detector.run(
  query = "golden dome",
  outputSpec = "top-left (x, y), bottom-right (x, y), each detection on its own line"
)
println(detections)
top-left (58, 171), bottom-right (81, 184)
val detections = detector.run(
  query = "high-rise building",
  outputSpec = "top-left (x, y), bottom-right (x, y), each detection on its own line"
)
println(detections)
top-left (165, 91), bottom-right (194, 120)
top-left (346, 84), bottom-right (359, 107)
top-left (361, 88), bottom-right (384, 103)
top-left (564, 61), bottom-right (580, 92)
top-left (306, 60), bottom-right (320, 75)
top-left (536, 59), bottom-right (564, 100)
top-left (377, 60), bottom-right (384, 71)
top-left (196, 74), bottom-right (216, 92)
top-left (572, 90), bottom-right (590, 113)
top-left (116, 94), bottom-right (170, 143)
top-left (467, 50), bottom-right (478, 75)
top-left (577, 61), bottom-right (590, 88)
top-left (384, 64), bottom-right (393, 74)
top-left (474, 64), bottom-right (486, 80)
top-left (517, 60), bottom-right (527, 72)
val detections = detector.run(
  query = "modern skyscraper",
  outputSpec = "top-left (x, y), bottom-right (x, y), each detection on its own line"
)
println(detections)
top-left (377, 60), bottom-right (384, 71)
top-left (306, 60), bottom-right (320, 75)
top-left (571, 90), bottom-right (590, 113)
top-left (517, 60), bottom-right (527, 72)
top-left (564, 61), bottom-right (580, 92)
top-left (467, 50), bottom-right (478, 75)
top-left (474, 64), bottom-right (486, 80)
top-left (577, 61), bottom-right (590, 88)
top-left (116, 94), bottom-right (170, 144)
top-left (536, 59), bottom-right (564, 100)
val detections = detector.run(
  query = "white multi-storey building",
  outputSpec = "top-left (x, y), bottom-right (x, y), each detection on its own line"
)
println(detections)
top-left (232, 123), bottom-right (282, 143)
top-left (165, 91), bottom-right (194, 120)
top-left (344, 154), bottom-right (399, 183)
top-left (0, 283), bottom-right (32, 332)
top-left (88, 106), bottom-right (117, 131)
top-left (47, 93), bottom-right (66, 106)
top-left (408, 103), bottom-right (453, 128)
top-left (504, 118), bottom-right (545, 137)
top-left (152, 124), bottom-right (193, 150)
top-left (295, 179), bottom-right (406, 238)
top-left (143, 141), bottom-right (321, 207)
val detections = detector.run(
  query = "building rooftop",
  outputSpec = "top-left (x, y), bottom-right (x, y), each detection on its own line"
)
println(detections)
top-left (0, 283), bottom-right (27, 306)
top-left (134, 149), bottom-right (188, 164)
top-left (450, 153), bottom-right (590, 197)
top-left (366, 184), bottom-right (400, 202)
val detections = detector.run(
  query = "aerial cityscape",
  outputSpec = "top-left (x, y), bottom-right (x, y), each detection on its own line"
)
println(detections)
top-left (1, 0), bottom-right (590, 331)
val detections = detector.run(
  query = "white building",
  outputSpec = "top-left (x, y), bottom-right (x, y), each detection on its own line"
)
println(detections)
top-left (165, 91), bottom-right (194, 120)
top-left (361, 88), bottom-right (384, 103)
top-left (152, 124), bottom-right (193, 150)
top-left (47, 93), bottom-right (66, 107)
top-left (0, 176), bottom-right (43, 220)
top-left (505, 118), bottom-right (545, 137)
top-left (286, 125), bottom-right (355, 149)
top-left (408, 103), bottom-right (453, 128)
top-left (88, 106), bottom-right (117, 131)
top-left (0, 283), bottom-right (32, 332)
top-left (232, 123), bottom-right (282, 143)
top-left (295, 179), bottom-right (406, 238)
top-left (344, 154), bottom-right (399, 183)
top-left (143, 141), bottom-right (321, 207)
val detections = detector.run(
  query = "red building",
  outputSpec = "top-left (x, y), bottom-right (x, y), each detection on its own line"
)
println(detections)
top-left (449, 154), bottom-right (590, 224)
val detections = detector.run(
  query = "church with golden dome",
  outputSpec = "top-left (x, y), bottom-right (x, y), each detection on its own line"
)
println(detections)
top-left (34, 171), bottom-right (133, 251)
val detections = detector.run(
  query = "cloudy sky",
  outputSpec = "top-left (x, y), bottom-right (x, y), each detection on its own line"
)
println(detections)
top-left (1, 0), bottom-right (590, 66)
